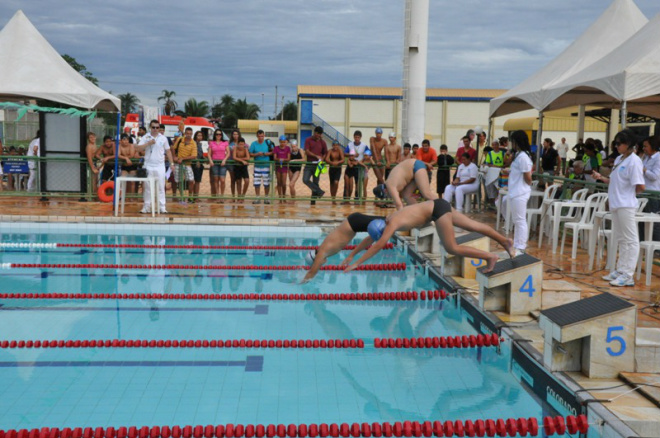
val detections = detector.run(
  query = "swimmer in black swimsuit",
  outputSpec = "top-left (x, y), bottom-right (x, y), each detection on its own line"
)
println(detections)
top-left (301, 212), bottom-right (385, 283)
top-left (345, 198), bottom-right (514, 274)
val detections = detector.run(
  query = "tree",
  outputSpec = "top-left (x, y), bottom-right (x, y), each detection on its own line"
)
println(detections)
top-left (117, 93), bottom-right (140, 118)
top-left (184, 98), bottom-right (210, 117)
top-left (273, 101), bottom-right (298, 121)
top-left (62, 54), bottom-right (98, 85)
top-left (221, 98), bottom-right (260, 129)
top-left (211, 94), bottom-right (235, 119)
top-left (158, 90), bottom-right (178, 115)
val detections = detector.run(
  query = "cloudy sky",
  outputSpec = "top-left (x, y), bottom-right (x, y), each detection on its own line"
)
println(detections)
top-left (1, 1), bottom-right (658, 116)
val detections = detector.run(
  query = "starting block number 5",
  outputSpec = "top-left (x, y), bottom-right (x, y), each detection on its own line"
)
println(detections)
top-left (606, 326), bottom-right (626, 357)
top-left (519, 275), bottom-right (536, 297)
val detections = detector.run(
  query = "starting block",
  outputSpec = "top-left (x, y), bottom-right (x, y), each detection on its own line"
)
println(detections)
top-left (411, 224), bottom-right (440, 254)
top-left (440, 232), bottom-right (491, 279)
top-left (476, 253), bottom-right (543, 315)
top-left (539, 292), bottom-right (636, 378)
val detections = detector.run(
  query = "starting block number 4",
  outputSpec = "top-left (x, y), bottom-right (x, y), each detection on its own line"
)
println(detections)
top-left (606, 326), bottom-right (626, 357)
top-left (519, 275), bottom-right (536, 297)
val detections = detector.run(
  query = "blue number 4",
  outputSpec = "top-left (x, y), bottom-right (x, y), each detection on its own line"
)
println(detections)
top-left (606, 326), bottom-right (626, 357)
top-left (519, 275), bottom-right (535, 297)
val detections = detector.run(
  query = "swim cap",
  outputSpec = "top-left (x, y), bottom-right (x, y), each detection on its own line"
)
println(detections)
top-left (304, 249), bottom-right (317, 265)
top-left (372, 184), bottom-right (388, 199)
top-left (367, 219), bottom-right (386, 242)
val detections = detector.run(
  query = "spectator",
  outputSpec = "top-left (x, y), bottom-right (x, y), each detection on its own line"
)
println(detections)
top-left (483, 140), bottom-right (505, 205)
top-left (288, 139), bottom-right (303, 202)
top-left (593, 129), bottom-right (645, 287)
top-left (557, 137), bottom-right (569, 175)
top-left (326, 140), bottom-right (345, 204)
top-left (232, 137), bottom-right (250, 203)
top-left (641, 136), bottom-right (660, 240)
top-left (412, 144), bottom-right (419, 156)
top-left (227, 129), bottom-right (241, 199)
top-left (208, 129), bottom-right (229, 200)
top-left (555, 161), bottom-right (585, 199)
top-left (249, 129), bottom-right (273, 204)
top-left (458, 129), bottom-right (476, 151)
top-left (96, 135), bottom-right (116, 184)
top-left (572, 138), bottom-right (585, 162)
top-left (135, 120), bottom-right (174, 214)
top-left (436, 144), bottom-right (454, 197)
top-left (370, 127), bottom-right (387, 185)
top-left (582, 143), bottom-right (602, 184)
top-left (506, 130), bottom-right (534, 256)
top-left (172, 127), bottom-right (197, 203)
top-left (136, 126), bottom-right (147, 143)
top-left (401, 143), bottom-right (413, 160)
top-left (443, 152), bottom-right (478, 212)
top-left (541, 138), bottom-right (560, 176)
top-left (303, 126), bottom-right (328, 204)
top-left (118, 133), bottom-right (138, 194)
top-left (273, 135), bottom-right (291, 203)
top-left (85, 132), bottom-right (99, 195)
top-left (26, 131), bottom-right (40, 192)
top-left (384, 133), bottom-right (401, 179)
top-left (192, 131), bottom-right (205, 201)
top-left (416, 139), bottom-right (437, 180)
top-left (345, 130), bottom-right (371, 203)
top-left (456, 136), bottom-right (477, 163)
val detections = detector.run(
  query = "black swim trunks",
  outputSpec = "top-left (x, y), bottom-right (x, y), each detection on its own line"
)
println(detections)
top-left (431, 198), bottom-right (452, 222)
top-left (347, 213), bottom-right (385, 233)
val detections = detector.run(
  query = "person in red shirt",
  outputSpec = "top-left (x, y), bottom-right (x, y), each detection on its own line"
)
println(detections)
top-left (416, 139), bottom-right (437, 180)
top-left (303, 126), bottom-right (328, 204)
top-left (456, 136), bottom-right (477, 163)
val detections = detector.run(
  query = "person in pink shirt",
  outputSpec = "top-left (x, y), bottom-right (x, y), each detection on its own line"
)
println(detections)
top-left (207, 129), bottom-right (230, 200)
top-left (273, 135), bottom-right (291, 202)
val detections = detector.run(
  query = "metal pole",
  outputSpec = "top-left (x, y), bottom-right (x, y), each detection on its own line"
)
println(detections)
top-left (113, 112), bottom-right (121, 205)
top-left (621, 101), bottom-right (628, 129)
top-left (536, 112), bottom-right (544, 172)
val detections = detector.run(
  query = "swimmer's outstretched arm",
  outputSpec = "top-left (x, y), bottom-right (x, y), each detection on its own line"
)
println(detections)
top-left (340, 236), bottom-right (373, 266)
top-left (344, 224), bottom-right (398, 272)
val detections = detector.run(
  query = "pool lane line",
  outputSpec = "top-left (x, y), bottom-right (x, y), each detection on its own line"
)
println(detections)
top-left (1, 262), bottom-right (406, 271)
top-left (0, 290), bottom-right (449, 302)
top-left (0, 242), bottom-right (396, 251)
top-left (0, 338), bottom-right (365, 349)
top-left (0, 304), bottom-right (269, 314)
top-left (0, 415), bottom-right (591, 437)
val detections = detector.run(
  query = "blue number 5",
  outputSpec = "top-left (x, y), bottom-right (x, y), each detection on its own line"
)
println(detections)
top-left (606, 326), bottom-right (626, 357)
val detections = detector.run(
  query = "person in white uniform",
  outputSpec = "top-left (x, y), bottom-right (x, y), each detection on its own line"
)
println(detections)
top-left (135, 120), bottom-right (174, 214)
top-left (592, 129), bottom-right (645, 287)
top-left (26, 131), bottom-right (40, 192)
top-left (506, 130), bottom-right (534, 256)
top-left (443, 153), bottom-right (479, 212)
top-left (640, 136), bottom-right (660, 241)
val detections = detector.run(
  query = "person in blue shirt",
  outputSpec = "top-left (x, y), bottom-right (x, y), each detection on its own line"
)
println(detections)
top-left (249, 129), bottom-right (273, 204)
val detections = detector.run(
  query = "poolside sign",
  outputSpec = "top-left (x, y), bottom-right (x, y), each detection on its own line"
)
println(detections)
top-left (2, 158), bottom-right (29, 174)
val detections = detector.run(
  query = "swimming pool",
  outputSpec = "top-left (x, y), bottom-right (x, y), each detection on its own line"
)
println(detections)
top-left (0, 225), bottom-right (584, 436)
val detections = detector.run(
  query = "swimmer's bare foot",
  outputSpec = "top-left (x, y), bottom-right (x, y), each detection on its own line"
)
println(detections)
top-left (503, 238), bottom-right (514, 259)
top-left (482, 254), bottom-right (499, 273)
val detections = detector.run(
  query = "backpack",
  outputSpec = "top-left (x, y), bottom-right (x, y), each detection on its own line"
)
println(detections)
top-left (266, 139), bottom-right (276, 161)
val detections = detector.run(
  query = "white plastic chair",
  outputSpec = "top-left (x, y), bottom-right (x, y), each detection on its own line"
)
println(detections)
top-left (637, 197), bottom-right (649, 212)
top-left (464, 173), bottom-right (484, 213)
top-left (527, 184), bottom-right (560, 233)
top-left (537, 188), bottom-right (589, 248)
top-left (637, 240), bottom-right (660, 286)
top-left (561, 193), bottom-right (609, 259)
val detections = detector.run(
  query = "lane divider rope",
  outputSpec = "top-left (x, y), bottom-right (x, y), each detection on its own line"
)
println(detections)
top-left (0, 263), bottom-right (405, 271)
top-left (0, 242), bottom-right (395, 251)
top-left (0, 290), bottom-right (448, 302)
top-left (0, 415), bottom-right (589, 437)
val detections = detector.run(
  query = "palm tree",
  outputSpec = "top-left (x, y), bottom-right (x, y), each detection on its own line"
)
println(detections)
top-left (184, 98), bottom-right (210, 117)
top-left (158, 90), bottom-right (177, 115)
top-left (274, 101), bottom-right (297, 121)
top-left (221, 98), bottom-right (260, 129)
top-left (211, 94), bottom-right (235, 119)
top-left (117, 92), bottom-right (140, 117)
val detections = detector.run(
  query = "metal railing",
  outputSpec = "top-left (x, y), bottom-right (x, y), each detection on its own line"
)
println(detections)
top-left (311, 113), bottom-right (351, 147)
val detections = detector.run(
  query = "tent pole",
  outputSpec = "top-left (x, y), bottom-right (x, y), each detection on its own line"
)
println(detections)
top-left (577, 105), bottom-right (586, 143)
top-left (113, 112), bottom-right (121, 205)
top-left (620, 101), bottom-right (627, 129)
top-left (536, 111), bottom-right (544, 172)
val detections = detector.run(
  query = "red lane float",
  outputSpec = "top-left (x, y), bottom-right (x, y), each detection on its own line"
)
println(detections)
top-left (0, 416), bottom-right (588, 438)
top-left (374, 333), bottom-right (502, 349)
top-left (0, 290), bottom-right (448, 302)
top-left (50, 243), bottom-right (396, 251)
top-left (6, 262), bottom-right (405, 272)
top-left (0, 338), bottom-right (366, 350)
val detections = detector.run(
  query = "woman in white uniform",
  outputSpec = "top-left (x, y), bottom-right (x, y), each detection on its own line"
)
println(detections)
top-left (592, 129), bottom-right (645, 287)
top-left (443, 153), bottom-right (479, 212)
top-left (507, 130), bottom-right (534, 256)
top-left (641, 136), bottom-right (660, 240)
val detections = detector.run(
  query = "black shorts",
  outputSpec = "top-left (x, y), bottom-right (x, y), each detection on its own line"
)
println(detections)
top-left (347, 213), bottom-right (385, 233)
top-left (384, 167), bottom-right (392, 179)
top-left (234, 165), bottom-right (249, 180)
top-left (345, 166), bottom-right (359, 179)
top-left (100, 165), bottom-right (114, 182)
top-left (329, 167), bottom-right (342, 182)
top-left (431, 199), bottom-right (452, 222)
top-left (192, 165), bottom-right (204, 183)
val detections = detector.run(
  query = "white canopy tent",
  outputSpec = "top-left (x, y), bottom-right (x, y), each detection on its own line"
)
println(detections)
top-left (489, 0), bottom-right (647, 118)
top-left (0, 10), bottom-right (119, 111)
top-left (543, 12), bottom-right (660, 120)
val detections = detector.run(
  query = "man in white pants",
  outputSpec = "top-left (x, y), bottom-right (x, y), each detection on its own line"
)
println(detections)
top-left (135, 120), bottom-right (174, 214)
top-left (26, 131), bottom-right (40, 192)
top-left (443, 153), bottom-right (479, 212)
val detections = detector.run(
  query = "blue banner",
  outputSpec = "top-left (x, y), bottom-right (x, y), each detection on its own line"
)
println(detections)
top-left (2, 159), bottom-right (29, 174)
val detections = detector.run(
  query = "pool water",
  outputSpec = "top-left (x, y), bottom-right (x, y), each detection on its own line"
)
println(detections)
top-left (0, 229), bottom-right (571, 433)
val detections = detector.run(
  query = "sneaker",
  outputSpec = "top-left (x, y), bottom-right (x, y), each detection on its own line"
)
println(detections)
top-left (318, 190), bottom-right (325, 198)
top-left (252, 200), bottom-right (261, 205)
top-left (601, 271), bottom-right (621, 282)
top-left (513, 249), bottom-right (525, 258)
top-left (140, 208), bottom-right (151, 214)
top-left (610, 274), bottom-right (634, 287)
top-left (264, 200), bottom-right (271, 204)
top-left (159, 208), bottom-right (168, 214)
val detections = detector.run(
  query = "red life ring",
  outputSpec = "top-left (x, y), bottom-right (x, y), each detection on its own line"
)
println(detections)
top-left (98, 181), bottom-right (114, 203)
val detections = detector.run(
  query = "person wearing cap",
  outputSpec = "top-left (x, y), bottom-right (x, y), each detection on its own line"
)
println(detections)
top-left (370, 128), bottom-right (388, 185)
top-left (344, 130), bottom-right (372, 204)
top-left (273, 135), bottom-right (291, 203)
top-left (303, 126), bottom-right (328, 204)
top-left (326, 140), bottom-right (345, 204)
top-left (384, 133), bottom-right (401, 180)
top-left (373, 157), bottom-right (439, 210)
top-left (344, 198), bottom-right (514, 274)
